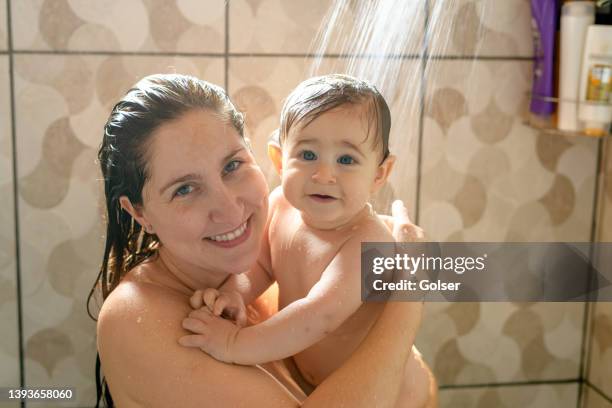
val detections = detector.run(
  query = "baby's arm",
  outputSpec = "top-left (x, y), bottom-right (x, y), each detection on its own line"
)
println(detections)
top-left (183, 224), bottom-right (394, 365)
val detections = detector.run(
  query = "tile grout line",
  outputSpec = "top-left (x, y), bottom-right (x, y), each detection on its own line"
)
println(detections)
top-left (4, 48), bottom-right (535, 61)
top-left (578, 136), bottom-right (607, 408)
top-left (224, 0), bottom-right (229, 91)
top-left (585, 380), bottom-right (612, 404)
top-left (414, 0), bottom-right (430, 223)
top-left (5, 0), bottom-right (26, 407)
top-left (439, 378), bottom-right (579, 390)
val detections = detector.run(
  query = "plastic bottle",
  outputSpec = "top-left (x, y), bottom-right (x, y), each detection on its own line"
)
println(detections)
top-left (529, 0), bottom-right (558, 117)
top-left (558, 2), bottom-right (595, 131)
top-left (578, 25), bottom-right (612, 136)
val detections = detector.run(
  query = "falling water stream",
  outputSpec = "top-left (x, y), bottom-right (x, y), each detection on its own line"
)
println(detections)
top-left (307, 0), bottom-right (489, 215)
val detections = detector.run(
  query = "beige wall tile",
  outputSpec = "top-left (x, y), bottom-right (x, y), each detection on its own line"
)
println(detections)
top-left (418, 302), bottom-right (582, 385)
top-left (581, 384), bottom-right (612, 408)
top-left (420, 60), bottom-right (597, 242)
top-left (14, 54), bottom-right (224, 406)
top-left (230, 0), bottom-right (332, 53)
top-left (428, 0), bottom-right (533, 57)
top-left (438, 383), bottom-right (578, 408)
top-left (11, 0), bottom-right (225, 52)
top-left (230, 0), bottom-right (425, 58)
top-left (228, 56), bottom-right (419, 215)
top-left (0, 0), bottom-right (7, 50)
top-left (588, 302), bottom-right (612, 401)
top-left (0, 56), bottom-right (19, 389)
top-left (598, 140), bottom-right (612, 242)
top-left (418, 59), bottom-right (593, 385)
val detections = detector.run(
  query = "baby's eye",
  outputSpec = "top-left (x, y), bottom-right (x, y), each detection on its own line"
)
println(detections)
top-left (301, 150), bottom-right (317, 161)
top-left (338, 155), bottom-right (356, 165)
top-left (174, 184), bottom-right (194, 197)
top-left (223, 159), bottom-right (242, 174)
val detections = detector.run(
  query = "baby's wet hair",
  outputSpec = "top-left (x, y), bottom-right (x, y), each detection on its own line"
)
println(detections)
top-left (278, 74), bottom-right (391, 163)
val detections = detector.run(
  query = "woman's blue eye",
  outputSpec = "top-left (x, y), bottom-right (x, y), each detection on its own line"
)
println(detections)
top-left (302, 150), bottom-right (317, 161)
top-left (223, 159), bottom-right (242, 174)
top-left (338, 155), bottom-right (355, 165)
top-left (174, 185), bottom-right (194, 197)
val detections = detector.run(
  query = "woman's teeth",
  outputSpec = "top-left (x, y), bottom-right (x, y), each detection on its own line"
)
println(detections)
top-left (208, 221), bottom-right (248, 242)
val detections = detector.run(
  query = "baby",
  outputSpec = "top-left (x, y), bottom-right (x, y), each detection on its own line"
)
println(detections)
top-left (182, 74), bottom-right (431, 407)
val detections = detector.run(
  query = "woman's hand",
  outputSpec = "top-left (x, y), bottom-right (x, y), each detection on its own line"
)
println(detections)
top-left (381, 200), bottom-right (425, 243)
top-left (190, 288), bottom-right (248, 327)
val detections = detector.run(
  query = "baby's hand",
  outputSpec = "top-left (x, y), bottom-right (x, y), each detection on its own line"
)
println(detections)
top-left (179, 307), bottom-right (240, 364)
top-left (190, 288), bottom-right (247, 327)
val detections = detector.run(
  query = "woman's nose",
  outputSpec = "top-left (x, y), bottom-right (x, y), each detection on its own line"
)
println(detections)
top-left (311, 162), bottom-right (336, 184)
top-left (208, 184), bottom-right (245, 225)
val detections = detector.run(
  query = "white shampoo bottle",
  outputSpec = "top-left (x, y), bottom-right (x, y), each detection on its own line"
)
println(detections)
top-left (558, 1), bottom-right (595, 131)
top-left (578, 25), bottom-right (612, 136)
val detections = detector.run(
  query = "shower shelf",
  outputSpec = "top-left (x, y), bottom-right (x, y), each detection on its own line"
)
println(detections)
top-left (523, 116), bottom-right (611, 139)
top-left (525, 94), bottom-right (609, 242)
top-left (525, 94), bottom-right (611, 138)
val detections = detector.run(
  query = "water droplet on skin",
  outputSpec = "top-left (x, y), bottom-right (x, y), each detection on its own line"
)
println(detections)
top-left (137, 316), bottom-right (142, 323)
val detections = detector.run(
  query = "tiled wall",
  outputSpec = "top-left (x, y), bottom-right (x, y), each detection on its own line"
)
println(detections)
top-left (1, 1), bottom-right (610, 407)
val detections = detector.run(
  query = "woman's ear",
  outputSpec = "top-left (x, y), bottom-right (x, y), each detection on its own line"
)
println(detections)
top-left (119, 196), bottom-right (154, 233)
top-left (371, 154), bottom-right (396, 193)
top-left (267, 140), bottom-right (283, 176)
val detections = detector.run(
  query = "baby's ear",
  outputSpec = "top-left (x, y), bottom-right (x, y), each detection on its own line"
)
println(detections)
top-left (267, 132), bottom-right (283, 175)
top-left (372, 154), bottom-right (396, 193)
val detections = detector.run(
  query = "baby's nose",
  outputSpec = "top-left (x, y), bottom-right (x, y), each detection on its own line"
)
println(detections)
top-left (312, 163), bottom-right (336, 184)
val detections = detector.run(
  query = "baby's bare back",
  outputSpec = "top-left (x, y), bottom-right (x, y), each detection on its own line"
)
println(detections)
top-left (269, 197), bottom-right (389, 386)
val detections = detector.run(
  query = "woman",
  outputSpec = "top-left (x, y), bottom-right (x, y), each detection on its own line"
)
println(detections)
top-left (88, 74), bottom-right (432, 407)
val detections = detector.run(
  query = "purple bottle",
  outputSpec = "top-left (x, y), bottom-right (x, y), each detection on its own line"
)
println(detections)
top-left (530, 0), bottom-right (558, 116)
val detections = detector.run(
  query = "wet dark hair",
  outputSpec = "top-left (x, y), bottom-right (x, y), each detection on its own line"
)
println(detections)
top-left (87, 73), bottom-right (244, 407)
top-left (278, 74), bottom-right (391, 162)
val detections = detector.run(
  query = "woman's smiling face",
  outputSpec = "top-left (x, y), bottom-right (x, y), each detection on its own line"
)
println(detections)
top-left (136, 109), bottom-right (269, 276)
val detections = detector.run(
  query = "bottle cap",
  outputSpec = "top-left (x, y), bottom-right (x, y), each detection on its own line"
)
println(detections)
top-left (584, 121), bottom-right (609, 137)
top-left (562, 1), bottom-right (595, 16)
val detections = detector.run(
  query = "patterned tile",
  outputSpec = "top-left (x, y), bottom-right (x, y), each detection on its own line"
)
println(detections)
top-left (599, 139), bottom-right (612, 242)
top-left (588, 302), bottom-right (612, 401)
top-left (418, 302), bottom-right (583, 385)
top-left (0, 0), bottom-right (7, 50)
top-left (228, 56), bottom-right (420, 215)
top-left (420, 60), bottom-right (597, 242)
top-left (438, 383), bottom-right (579, 408)
top-left (417, 59), bottom-right (594, 385)
top-left (230, 0), bottom-right (333, 54)
top-left (582, 385), bottom-right (612, 408)
top-left (11, 0), bottom-right (225, 52)
top-left (0, 56), bottom-right (19, 390)
top-left (13, 54), bottom-right (224, 406)
top-left (231, 0), bottom-right (425, 57)
top-left (428, 0), bottom-right (533, 57)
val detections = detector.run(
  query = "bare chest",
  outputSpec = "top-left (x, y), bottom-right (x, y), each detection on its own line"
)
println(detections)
top-left (269, 210), bottom-right (353, 308)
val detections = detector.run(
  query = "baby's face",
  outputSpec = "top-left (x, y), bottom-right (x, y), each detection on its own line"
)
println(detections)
top-left (280, 104), bottom-right (386, 229)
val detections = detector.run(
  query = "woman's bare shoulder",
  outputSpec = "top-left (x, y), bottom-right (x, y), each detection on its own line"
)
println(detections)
top-left (97, 275), bottom-right (300, 408)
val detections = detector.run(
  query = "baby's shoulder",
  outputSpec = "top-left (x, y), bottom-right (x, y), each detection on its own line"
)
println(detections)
top-left (351, 212), bottom-right (394, 244)
top-left (268, 186), bottom-right (295, 220)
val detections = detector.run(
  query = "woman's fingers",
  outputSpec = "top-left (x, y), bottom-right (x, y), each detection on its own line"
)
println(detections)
top-left (203, 288), bottom-right (220, 312)
top-left (235, 308), bottom-right (247, 328)
top-left (213, 295), bottom-right (229, 317)
top-left (391, 200), bottom-right (425, 242)
top-left (190, 289), bottom-right (204, 309)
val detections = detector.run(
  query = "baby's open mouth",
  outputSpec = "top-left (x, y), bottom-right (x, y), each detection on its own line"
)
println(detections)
top-left (309, 194), bottom-right (337, 202)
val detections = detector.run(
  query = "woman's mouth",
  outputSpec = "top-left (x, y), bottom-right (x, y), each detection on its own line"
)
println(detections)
top-left (205, 217), bottom-right (251, 248)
